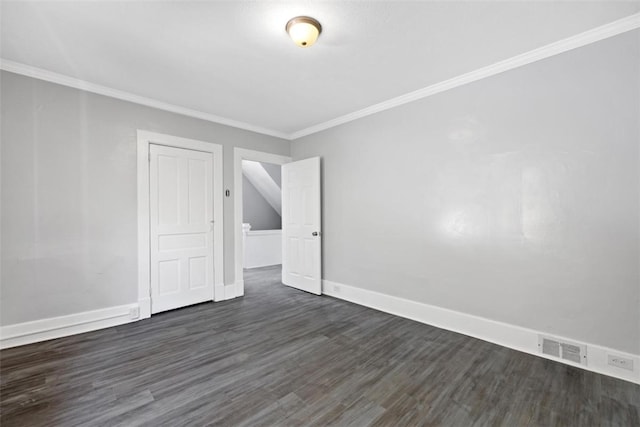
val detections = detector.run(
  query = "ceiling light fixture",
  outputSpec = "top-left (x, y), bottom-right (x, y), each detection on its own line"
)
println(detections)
top-left (286, 16), bottom-right (322, 48)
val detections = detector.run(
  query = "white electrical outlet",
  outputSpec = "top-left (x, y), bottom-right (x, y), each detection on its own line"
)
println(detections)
top-left (607, 354), bottom-right (634, 371)
top-left (129, 306), bottom-right (140, 320)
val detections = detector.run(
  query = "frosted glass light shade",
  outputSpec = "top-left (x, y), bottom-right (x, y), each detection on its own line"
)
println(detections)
top-left (286, 16), bottom-right (322, 48)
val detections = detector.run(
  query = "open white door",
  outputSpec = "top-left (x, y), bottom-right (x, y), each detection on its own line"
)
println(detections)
top-left (282, 157), bottom-right (322, 295)
top-left (149, 144), bottom-right (215, 313)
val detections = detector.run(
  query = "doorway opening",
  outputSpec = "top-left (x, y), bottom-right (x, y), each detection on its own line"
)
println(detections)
top-left (233, 149), bottom-right (291, 298)
top-left (233, 149), bottom-right (322, 298)
top-left (241, 160), bottom-right (283, 293)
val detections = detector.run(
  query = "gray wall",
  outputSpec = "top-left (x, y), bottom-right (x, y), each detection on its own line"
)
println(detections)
top-left (0, 71), bottom-right (290, 326)
top-left (242, 170), bottom-right (282, 230)
top-left (292, 31), bottom-right (640, 355)
top-left (261, 162), bottom-right (281, 187)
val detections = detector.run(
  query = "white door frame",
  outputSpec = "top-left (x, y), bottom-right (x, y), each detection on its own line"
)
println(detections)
top-left (137, 130), bottom-right (224, 319)
top-left (234, 148), bottom-right (291, 297)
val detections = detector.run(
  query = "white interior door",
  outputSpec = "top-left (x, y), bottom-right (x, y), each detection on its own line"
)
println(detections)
top-left (282, 157), bottom-right (322, 295)
top-left (150, 144), bottom-right (214, 313)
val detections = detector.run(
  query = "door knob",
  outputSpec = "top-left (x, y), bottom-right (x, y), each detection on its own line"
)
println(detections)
top-left (312, 231), bottom-right (319, 236)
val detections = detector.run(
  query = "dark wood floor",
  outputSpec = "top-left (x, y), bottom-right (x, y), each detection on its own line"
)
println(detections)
top-left (1, 265), bottom-right (639, 426)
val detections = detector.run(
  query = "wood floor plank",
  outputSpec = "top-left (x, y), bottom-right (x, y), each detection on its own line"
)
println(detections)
top-left (2, 265), bottom-right (639, 426)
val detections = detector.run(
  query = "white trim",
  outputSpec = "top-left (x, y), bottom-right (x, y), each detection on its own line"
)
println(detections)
top-left (0, 59), bottom-right (288, 140)
top-left (3, 14), bottom-right (638, 141)
top-left (137, 130), bottom-right (225, 314)
top-left (322, 279), bottom-right (640, 385)
top-left (225, 283), bottom-right (239, 300)
top-left (246, 229), bottom-right (282, 236)
top-left (137, 137), bottom-right (152, 317)
top-left (289, 13), bottom-right (640, 139)
top-left (234, 148), bottom-right (291, 297)
top-left (0, 303), bottom-right (139, 349)
top-left (138, 297), bottom-right (152, 320)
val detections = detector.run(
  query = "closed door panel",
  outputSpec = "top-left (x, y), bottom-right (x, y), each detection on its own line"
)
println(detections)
top-left (282, 157), bottom-right (321, 295)
top-left (150, 144), bottom-right (214, 313)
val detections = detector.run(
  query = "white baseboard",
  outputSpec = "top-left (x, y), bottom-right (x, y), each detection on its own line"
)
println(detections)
top-left (1, 284), bottom-right (242, 349)
top-left (322, 280), bottom-right (640, 385)
top-left (214, 283), bottom-right (226, 302)
top-left (245, 262), bottom-right (282, 269)
top-left (138, 297), bottom-right (151, 320)
top-left (222, 282), bottom-right (242, 300)
top-left (235, 280), bottom-right (245, 297)
top-left (0, 303), bottom-right (141, 350)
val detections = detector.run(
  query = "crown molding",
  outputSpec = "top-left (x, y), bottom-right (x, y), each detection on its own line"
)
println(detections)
top-left (0, 59), bottom-right (290, 140)
top-left (2, 13), bottom-right (638, 142)
top-left (289, 12), bottom-right (640, 140)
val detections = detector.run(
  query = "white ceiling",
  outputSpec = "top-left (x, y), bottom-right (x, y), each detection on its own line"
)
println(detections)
top-left (2, 1), bottom-right (639, 139)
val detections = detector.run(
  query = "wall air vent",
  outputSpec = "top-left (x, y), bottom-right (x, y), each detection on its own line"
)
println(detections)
top-left (541, 337), bottom-right (560, 357)
top-left (538, 335), bottom-right (587, 365)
